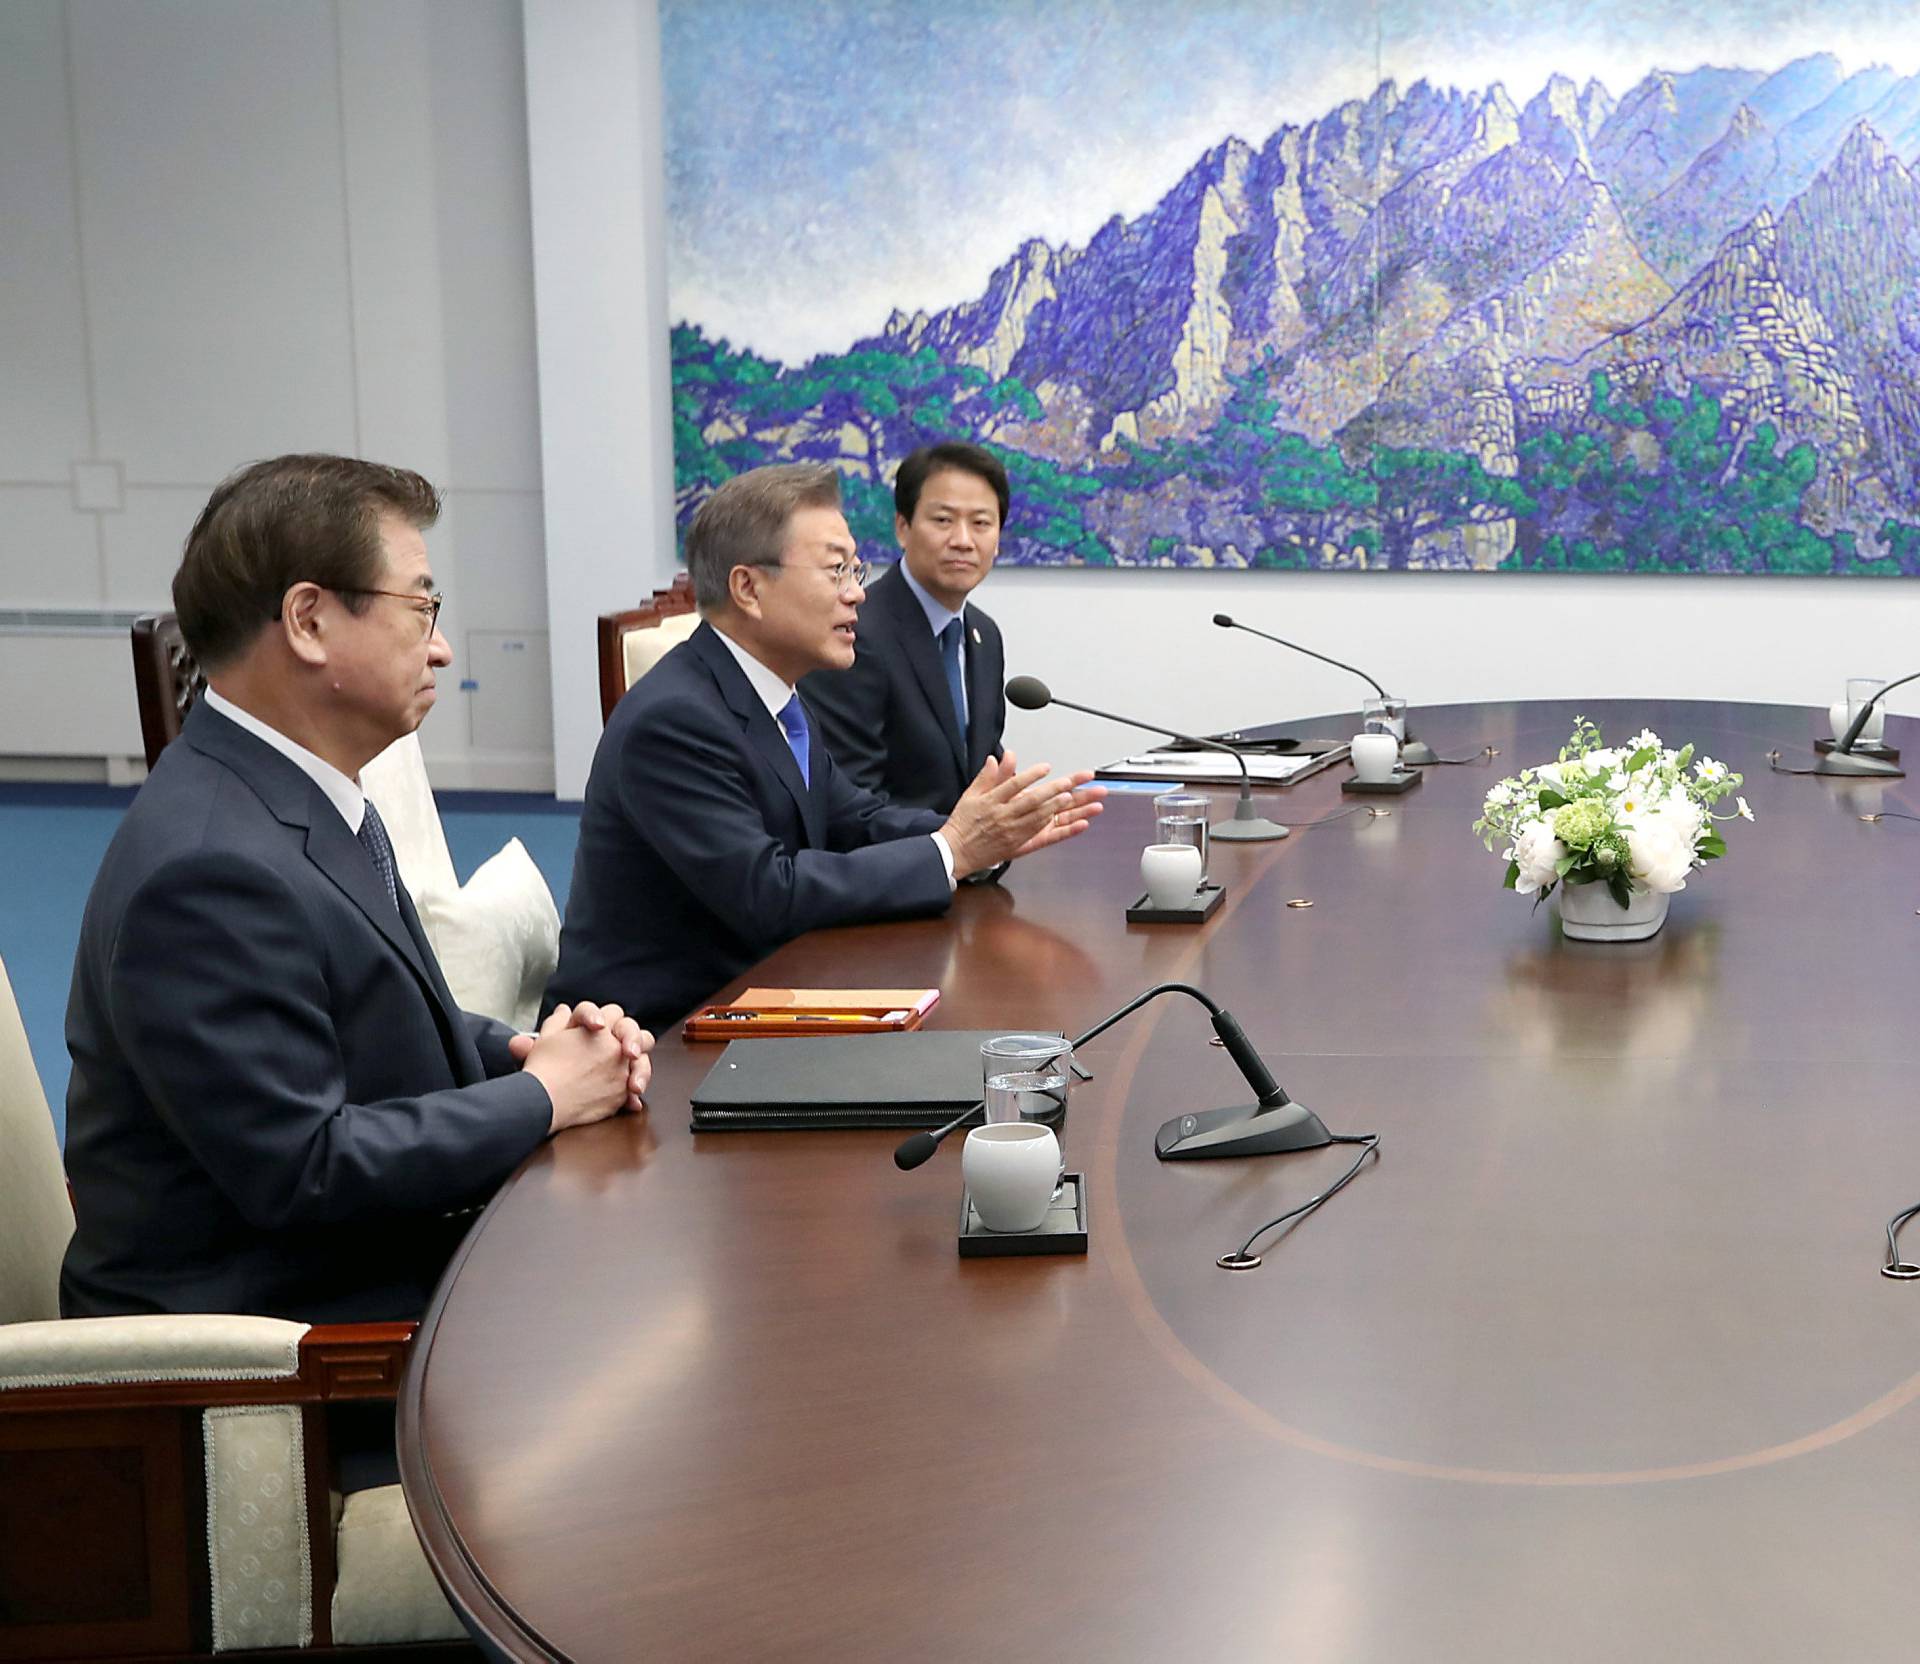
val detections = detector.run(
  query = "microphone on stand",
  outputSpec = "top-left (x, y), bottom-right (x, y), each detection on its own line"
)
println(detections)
top-left (889, 981), bottom-right (1334, 1171)
top-left (1211, 612), bottom-right (1442, 767)
top-left (1005, 675), bottom-right (1288, 841)
top-left (1796, 670), bottom-right (1916, 778)
top-left (1069, 981), bottom-right (1332, 1159)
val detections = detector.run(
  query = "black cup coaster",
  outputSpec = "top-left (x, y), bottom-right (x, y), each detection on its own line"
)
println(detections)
top-left (959, 1174), bottom-right (1088, 1256)
top-left (1815, 738), bottom-right (1900, 761)
top-left (1126, 882), bottom-right (1225, 924)
top-left (1342, 769), bottom-right (1423, 795)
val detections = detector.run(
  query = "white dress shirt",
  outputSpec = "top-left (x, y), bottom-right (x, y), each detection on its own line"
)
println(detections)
top-left (203, 687), bottom-right (366, 834)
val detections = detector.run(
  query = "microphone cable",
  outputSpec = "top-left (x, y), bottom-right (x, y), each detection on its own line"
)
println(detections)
top-left (1883, 1199), bottom-right (1920, 1279)
top-left (1218, 1132), bottom-right (1381, 1270)
top-left (1415, 744), bottom-right (1499, 766)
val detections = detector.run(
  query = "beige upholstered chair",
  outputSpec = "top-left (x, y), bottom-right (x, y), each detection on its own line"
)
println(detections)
top-left (597, 572), bottom-right (699, 723)
top-left (129, 614), bottom-right (559, 1032)
top-left (0, 954), bottom-right (474, 1659)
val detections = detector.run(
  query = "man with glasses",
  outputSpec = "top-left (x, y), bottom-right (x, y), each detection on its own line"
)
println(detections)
top-left (801, 443), bottom-right (1010, 815)
top-left (547, 462), bottom-right (1103, 1035)
top-left (61, 456), bottom-right (649, 1481)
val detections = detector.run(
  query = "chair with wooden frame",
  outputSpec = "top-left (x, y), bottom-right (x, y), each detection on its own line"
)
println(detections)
top-left (596, 573), bottom-right (699, 724)
top-left (0, 952), bottom-right (476, 1660)
top-left (130, 613), bottom-right (207, 770)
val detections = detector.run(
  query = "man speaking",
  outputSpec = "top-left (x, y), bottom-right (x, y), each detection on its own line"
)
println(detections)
top-left (547, 462), bottom-right (1103, 1034)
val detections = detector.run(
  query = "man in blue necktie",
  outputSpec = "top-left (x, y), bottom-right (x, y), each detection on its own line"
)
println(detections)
top-left (802, 443), bottom-right (1010, 814)
top-left (548, 463), bottom-right (1105, 1035)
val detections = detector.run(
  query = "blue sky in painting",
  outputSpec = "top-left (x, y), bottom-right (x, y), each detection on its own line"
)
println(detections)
top-left (662, 0), bottom-right (1920, 364)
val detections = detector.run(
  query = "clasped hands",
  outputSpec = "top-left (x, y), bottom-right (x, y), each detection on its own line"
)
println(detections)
top-left (509, 1002), bottom-right (654, 1134)
top-left (940, 749), bottom-right (1106, 880)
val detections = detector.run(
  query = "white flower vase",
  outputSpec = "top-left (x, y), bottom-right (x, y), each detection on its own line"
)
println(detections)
top-left (1554, 880), bottom-right (1670, 942)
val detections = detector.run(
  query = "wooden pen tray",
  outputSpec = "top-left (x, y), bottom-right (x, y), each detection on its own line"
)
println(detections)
top-left (682, 987), bottom-right (939, 1041)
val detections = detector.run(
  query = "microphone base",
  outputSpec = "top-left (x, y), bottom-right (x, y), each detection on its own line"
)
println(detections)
top-left (1400, 736), bottom-right (1440, 767)
top-left (1211, 816), bottom-right (1290, 841)
top-left (1154, 1099), bottom-right (1332, 1160)
top-left (1804, 750), bottom-right (1905, 778)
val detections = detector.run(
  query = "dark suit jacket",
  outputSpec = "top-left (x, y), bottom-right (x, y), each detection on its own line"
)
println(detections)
top-left (801, 563), bottom-right (1006, 813)
top-left (60, 702), bottom-right (553, 1325)
top-left (546, 621), bottom-right (952, 1034)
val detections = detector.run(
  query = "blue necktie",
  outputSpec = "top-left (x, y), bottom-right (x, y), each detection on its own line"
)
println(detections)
top-left (938, 617), bottom-right (967, 745)
top-left (356, 797), bottom-right (401, 914)
top-left (777, 693), bottom-right (811, 787)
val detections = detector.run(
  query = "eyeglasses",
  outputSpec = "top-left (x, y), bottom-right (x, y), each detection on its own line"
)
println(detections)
top-left (333, 588), bottom-right (445, 635)
top-left (776, 557), bottom-right (869, 592)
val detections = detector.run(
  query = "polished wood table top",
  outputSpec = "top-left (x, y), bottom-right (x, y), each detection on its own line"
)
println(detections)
top-left (401, 699), bottom-right (1920, 1662)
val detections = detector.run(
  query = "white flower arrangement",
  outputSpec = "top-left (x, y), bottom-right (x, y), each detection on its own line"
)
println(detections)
top-left (1473, 718), bottom-right (1752, 909)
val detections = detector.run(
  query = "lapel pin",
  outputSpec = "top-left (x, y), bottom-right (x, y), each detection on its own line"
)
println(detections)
top-left (971, 627), bottom-right (982, 646)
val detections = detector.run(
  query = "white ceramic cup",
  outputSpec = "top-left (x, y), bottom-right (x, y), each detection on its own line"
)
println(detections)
top-left (963, 1123), bottom-right (1061, 1232)
top-left (1351, 732), bottom-right (1399, 783)
top-left (1830, 700), bottom-right (1885, 743)
top-left (1140, 842), bottom-right (1203, 908)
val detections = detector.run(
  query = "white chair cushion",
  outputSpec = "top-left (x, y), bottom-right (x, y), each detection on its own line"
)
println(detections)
top-left (623, 608), bottom-right (700, 689)
top-left (206, 1403), bottom-right (312, 1650)
top-left (331, 1484), bottom-right (465, 1645)
top-left (411, 837), bottom-right (560, 1032)
top-left (0, 1313), bottom-right (306, 1390)
top-left (0, 953), bottom-right (73, 1324)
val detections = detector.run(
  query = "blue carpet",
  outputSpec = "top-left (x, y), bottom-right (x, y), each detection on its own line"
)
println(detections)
top-left (0, 784), bottom-right (581, 1146)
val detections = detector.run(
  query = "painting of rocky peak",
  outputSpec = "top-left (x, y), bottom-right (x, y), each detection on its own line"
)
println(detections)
top-left (669, 51), bottom-right (1920, 574)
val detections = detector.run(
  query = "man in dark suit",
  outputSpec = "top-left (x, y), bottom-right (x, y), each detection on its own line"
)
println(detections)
top-left (61, 456), bottom-right (651, 1336)
top-left (546, 462), bottom-right (1103, 1035)
top-left (803, 443), bottom-right (1009, 813)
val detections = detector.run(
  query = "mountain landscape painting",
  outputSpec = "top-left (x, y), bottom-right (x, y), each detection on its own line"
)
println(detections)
top-left (662, 3), bottom-right (1920, 574)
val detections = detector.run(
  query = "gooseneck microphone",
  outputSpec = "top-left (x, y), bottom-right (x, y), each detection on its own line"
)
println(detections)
top-left (891, 981), bottom-right (1333, 1171)
top-left (1212, 613), bottom-right (1386, 698)
top-left (1212, 612), bottom-right (1441, 767)
top-left (893, 1100), bottom-right (987, 1171)
top-left (1068, 980), bottom-right (1330, 1159)
top-left (1005, 675), bottom-right (1289, 842)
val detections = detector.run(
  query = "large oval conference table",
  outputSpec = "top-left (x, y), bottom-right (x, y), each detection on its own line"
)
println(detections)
top-left (400, 699), bottom-right (1920, 1663)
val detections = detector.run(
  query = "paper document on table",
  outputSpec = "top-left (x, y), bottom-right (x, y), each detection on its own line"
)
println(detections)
top-left (1098, 750), bottom-right (1331, 783)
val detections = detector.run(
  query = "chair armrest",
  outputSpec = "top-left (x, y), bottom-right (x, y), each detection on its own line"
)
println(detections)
top-left (0, 1315), bottom-right (413, 1412)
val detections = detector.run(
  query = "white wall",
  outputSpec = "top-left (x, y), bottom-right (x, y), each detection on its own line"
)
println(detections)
top-left (6, 0), bottom-right (1918, 796)
top-left (523, 0), bottom-right (676, 801)
top-left (985, 565), bottom-right (1920, 775)
top-left (0, 0), bottom-right (553, 787)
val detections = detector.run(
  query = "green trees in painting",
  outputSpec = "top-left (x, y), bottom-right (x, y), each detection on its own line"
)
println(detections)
top-left (671, 333), bottom-right (1920, 574)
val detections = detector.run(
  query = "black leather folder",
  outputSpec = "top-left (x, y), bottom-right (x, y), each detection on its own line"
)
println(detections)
top-left (688, 1029), bottom-right (1067, 1132)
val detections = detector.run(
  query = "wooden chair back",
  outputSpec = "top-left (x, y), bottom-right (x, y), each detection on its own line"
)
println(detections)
top-left (130, 614), bottom-right (204, 769)
top-left (597, 573), bottom-right (698, 724)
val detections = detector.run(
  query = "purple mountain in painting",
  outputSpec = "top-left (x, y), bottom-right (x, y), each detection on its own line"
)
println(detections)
top-left (679, 55), bottom-right (1920, 572)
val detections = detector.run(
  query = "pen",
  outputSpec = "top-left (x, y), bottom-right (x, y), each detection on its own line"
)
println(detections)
top-left (710, 1011), bottom-right (904, 1022)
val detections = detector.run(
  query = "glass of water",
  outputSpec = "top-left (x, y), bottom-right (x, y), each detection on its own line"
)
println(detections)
top-left (1361, 696), bottom-right (1407, 742)
top-left (1152, 791), bottom-right (1210, 880)
top-left (980, 1033), bottom-right (1072, 1195)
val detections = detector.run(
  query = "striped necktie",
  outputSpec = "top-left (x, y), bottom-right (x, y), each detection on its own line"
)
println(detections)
top-left (357, 798), bottom-right (402, 913)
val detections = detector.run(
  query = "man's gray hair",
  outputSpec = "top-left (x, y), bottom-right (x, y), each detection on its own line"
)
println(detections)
top-left (686, 463), bottom-right (844, 612)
